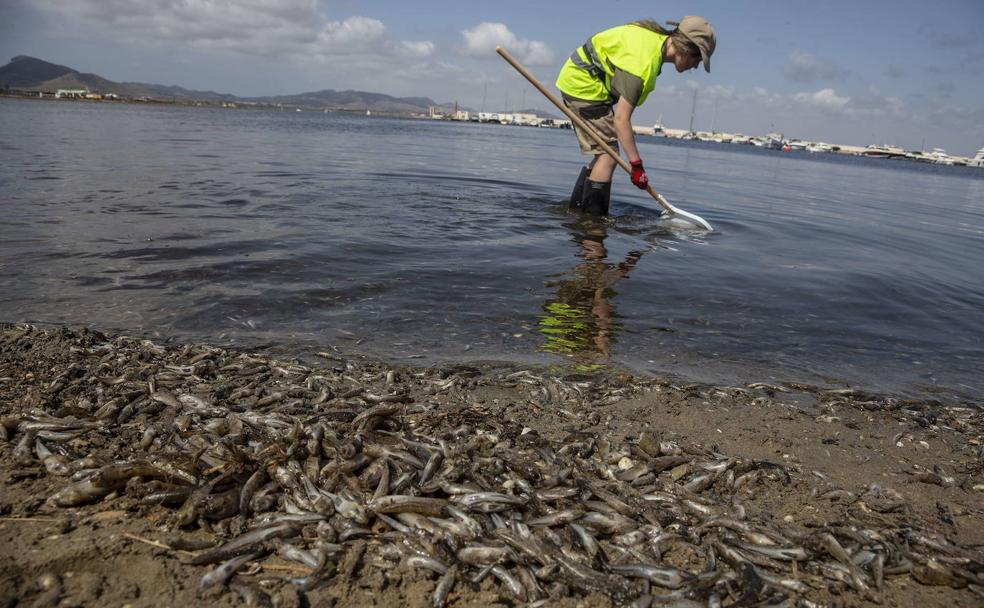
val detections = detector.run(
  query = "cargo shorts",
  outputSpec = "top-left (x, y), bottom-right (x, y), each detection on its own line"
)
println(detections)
top-left (563, 97), bottom-right (618, 156)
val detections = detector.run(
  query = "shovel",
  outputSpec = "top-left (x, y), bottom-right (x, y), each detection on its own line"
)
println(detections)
top-left (496, 46), bottom-right (713, 231)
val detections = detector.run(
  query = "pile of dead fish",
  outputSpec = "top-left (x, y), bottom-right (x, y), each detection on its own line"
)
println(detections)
top-left (1, 324), bottom-right (983, 606)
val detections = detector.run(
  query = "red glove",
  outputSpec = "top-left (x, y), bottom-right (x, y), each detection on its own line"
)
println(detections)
top-left (630, 160), bottom-right (648, 189)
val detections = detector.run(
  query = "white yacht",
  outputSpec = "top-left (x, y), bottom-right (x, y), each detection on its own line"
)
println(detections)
top-left (969, 147), bottom-right (984, 168)
top-left (762, 133), bottom-right (784, 150)
top-left (806, 142), bottom-right (833, 153)
top-left (862, 144), bottom-right (905, 158)
top-left (904, 150), bottom-right (934, 163)
top-left (929, 148), bottom-right (955, 165)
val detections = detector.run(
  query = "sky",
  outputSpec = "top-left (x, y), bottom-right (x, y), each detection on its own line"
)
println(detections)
top-left (1, 0), bottom-right (983, 155)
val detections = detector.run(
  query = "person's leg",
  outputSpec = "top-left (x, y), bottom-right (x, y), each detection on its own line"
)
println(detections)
top-left (563, 98), bottom-right (617, 215)
top-left (589, 154), bottom-right (617, 182)
top-left (582, 153), bottom-right (614, 216)
top-left (568, 165), bottom-right (589, 210)
top-left (569, 156), bottom-right (603, 210)
top-left (581, 178), bottom-right (611, 216)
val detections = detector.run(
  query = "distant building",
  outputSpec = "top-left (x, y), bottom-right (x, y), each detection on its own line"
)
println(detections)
top-left (55, 89), bottom-right (88, 99)
top-left (428, 106), bottom-right (450, 119)
top-left (511, 112), bottom-right (539, 126)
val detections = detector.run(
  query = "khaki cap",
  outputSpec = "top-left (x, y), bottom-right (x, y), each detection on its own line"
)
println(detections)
top-left (670, 15), bottom-right (716, 73)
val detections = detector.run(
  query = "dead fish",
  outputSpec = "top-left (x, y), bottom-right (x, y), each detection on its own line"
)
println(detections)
top-left (535, 486), bottom-right (580, 502)
top-left (527, 509), bottom-right (584, 527)
top-left (47, 478), bottom-right (112, 507)
top-left (570, 523), bottom-right (604, 562)
top-left (912, 559), bottom-right (969, 589)
top-left (578, 511), bottom-right (637, 535)
top-left (150, 390), bottom-right (182, 409)
top-left (34, 438), bottom-right (71, 476)
top-left (608, 564), bottom-right (693, 589)
top-left (587, 483), bottom-right (637, 516)
top-left (420, 451), bottom-right (444, 486)
top-left (200, 549), bottom-right (265, 589)
top-left (738, 543), bottom-right (809, 561)
top-left (396, 512), bottom-right (443, 536)
top-left (457, 545), bottom-right (513, 566)
top-left (239, 469), bottom-right (269, 515)
top-left (190, 522), bottom-right (299, 565)
top-left (491, 566), bottom-right (526, 600)
top-left (452, 492), bottom-right (526, 512)
top-left (277, 542), bottom-right (326, 571)
top-left (407, 555), bottom-right (449, 575)
top-left (368, 495), bottom-right (448, 517)
top-left (326, 491), bottom-right (369, 524)
top-left (431, 565), bottom-right (457, 608)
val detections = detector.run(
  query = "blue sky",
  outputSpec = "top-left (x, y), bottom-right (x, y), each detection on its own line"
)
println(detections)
top-left (2, 0), bottom-right (983, 154)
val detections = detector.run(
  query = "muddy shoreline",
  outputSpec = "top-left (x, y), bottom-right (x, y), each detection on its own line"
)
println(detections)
top-left (1, 323), bottom-right (982, 607)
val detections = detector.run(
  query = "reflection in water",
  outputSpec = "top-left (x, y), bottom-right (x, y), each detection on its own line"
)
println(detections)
top-left (538, 218), bottom-right (646, 367)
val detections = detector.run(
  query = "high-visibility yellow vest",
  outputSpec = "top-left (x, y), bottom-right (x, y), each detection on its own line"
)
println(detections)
top-left (556, 24), bottom-right (667, 107)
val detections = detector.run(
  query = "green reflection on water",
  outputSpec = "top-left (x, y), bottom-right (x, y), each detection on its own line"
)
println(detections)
top-left (537, 218), bottom-right (646, 368)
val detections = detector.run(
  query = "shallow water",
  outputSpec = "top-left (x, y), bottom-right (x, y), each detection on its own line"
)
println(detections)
top-left (2, 97), bottom-right (982, 400)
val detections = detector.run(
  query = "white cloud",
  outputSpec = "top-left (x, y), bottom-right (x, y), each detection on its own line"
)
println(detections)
top-left (794, 88), bottom-right (850, 112)
top-left (848, 87), bottom-right (906, 117)
top-left (315, 16), bottom-right (387, 53)
top-left (461, 22), bottom-right (555, 66)
top-left (783, 52), bottom-right (846, 84)
top-left (31, 0), bottom-right (431, 63)
top-left (399, 40), bottom-right (436, 60)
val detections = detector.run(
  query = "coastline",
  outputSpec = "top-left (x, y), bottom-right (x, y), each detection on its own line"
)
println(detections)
top-left (4, 93), bottom-right (982, 164)
top-left (1, 323), bottom-right (981, 607)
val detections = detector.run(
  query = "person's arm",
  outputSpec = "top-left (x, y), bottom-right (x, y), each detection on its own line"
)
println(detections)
top-left (613, 97), bottom-right (648, 189)
top-left (612, 96), bottom-right (641, 163)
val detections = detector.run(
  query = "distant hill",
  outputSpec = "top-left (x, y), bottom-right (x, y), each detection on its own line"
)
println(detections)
top-left (251, 89), bottom-right (439, 113)
top-left (0, 54), bottom-right (555, 117)
top-left (0, 55), bottom-right (77, 88)
top-left (513, 107), bottom-right (561, 120)
top-left (29, 72), bottom-right (119, 93)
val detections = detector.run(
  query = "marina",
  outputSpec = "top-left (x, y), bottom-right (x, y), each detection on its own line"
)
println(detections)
top-left (4, 89), bottom-right (981, 167)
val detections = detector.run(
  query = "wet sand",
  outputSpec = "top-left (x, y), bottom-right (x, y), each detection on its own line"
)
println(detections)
top-left (1, 323), bottom-right (981, 607)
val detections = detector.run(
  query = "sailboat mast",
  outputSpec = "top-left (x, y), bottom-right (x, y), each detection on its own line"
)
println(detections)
top-left (688, 88), bottom-right (698, 135)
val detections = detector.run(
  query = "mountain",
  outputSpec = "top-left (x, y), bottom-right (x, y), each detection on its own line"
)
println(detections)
top-left (250, 89), bottom-right (439, 113)
top-left (513, 107), bottom-right (561, 120)
top-left (28, 72), bottom-right (119, 93)
top-left (0, 55), bottom-right (77, 88)
top-left (1, 54), bottom-right (439, 111)
top-left (0, 55), bottom-right (555, 117)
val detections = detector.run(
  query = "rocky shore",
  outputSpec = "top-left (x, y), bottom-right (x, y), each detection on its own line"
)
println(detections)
top-left (1, 323), bottom-right (982, 607)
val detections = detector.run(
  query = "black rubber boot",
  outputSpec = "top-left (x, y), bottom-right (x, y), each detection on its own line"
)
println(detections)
top-left (581, 179), bottom-right (611, 216)
top-left (567, 166), bottom-right (589, 210)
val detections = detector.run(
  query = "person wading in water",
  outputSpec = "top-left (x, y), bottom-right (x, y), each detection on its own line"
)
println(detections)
top-left (556, 16), bottom-right (716, 216)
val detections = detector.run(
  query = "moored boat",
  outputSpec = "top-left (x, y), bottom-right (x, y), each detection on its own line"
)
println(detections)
top-left (862, 144), bottom-right (906, 158)
top-left (929, 148), bottom-right (955, 165)
top-left (967, 147), bottom-right (984, 168)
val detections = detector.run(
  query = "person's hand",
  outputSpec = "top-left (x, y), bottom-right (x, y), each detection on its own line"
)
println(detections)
top-left (630, 160), bottom-right (648, 189)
